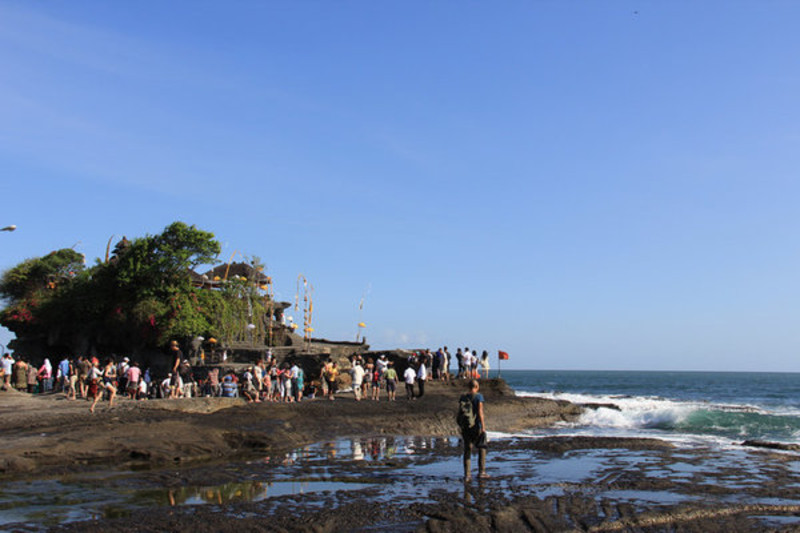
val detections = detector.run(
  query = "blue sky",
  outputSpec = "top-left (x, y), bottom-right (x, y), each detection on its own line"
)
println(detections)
top-left (1, 1), bottom-right (800, 371)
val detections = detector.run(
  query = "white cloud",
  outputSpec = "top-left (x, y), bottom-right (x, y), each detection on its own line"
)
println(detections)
top-left (380, 328), bottom-right (430, 348)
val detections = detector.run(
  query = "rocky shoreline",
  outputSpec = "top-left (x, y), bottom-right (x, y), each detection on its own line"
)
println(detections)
top-left (4, 380), bottom-right (800, 532)
top-left (0, 379), bottom-right (579, 479)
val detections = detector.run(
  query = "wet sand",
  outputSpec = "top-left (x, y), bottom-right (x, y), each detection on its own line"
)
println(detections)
top-left (3, 381), bottom-right (800, 531)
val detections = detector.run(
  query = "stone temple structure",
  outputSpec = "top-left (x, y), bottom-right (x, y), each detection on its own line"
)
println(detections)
top-left (185, 262), bottom-right (371, 379)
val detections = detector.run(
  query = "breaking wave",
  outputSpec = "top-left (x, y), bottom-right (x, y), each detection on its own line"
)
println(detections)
top-left (517, 390), bottom-right (800, 443)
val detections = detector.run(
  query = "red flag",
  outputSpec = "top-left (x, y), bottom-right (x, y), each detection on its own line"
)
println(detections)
top-left (498, 350), bottom-right (509, 360)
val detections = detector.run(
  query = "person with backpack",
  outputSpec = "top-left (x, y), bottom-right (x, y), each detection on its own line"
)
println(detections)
top-left (457, 379), bottom-right (488, 480)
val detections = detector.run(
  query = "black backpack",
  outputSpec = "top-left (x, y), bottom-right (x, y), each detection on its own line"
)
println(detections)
top-left (456, 393), bottom-right (476, 431)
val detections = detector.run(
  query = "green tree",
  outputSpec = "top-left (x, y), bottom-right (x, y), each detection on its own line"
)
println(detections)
top-left (0, 249), bottom-right (85, 304)
top-left (0, 222), bottom-right (223, 353)
top-left (104, 221), bottom-right (220, 298)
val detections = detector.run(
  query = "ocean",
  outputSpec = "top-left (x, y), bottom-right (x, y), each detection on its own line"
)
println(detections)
top-left (500, 370), bottom-right (800, 446)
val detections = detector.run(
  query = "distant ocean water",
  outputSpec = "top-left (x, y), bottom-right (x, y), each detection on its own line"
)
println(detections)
top-left (498, 370), bottom-right (800, 446)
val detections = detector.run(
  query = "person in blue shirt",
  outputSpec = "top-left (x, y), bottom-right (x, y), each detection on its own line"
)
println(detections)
top-left (462, 379), bottom-right (488, 480)
top-left (291, 363), bottom-right (304, 402)
top-left (58, 357), bottom-right (70, 394)
top-left (221, 374), bottom-right (239, 398)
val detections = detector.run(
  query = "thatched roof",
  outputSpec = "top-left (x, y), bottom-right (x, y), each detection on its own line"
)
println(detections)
top-left (202, 262), bottom-right (270, 284)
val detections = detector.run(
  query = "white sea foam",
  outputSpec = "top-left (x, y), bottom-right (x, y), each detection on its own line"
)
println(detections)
top-left (770, 406), bottom-right (800, 417)
top-left (518, 390), bottom-right (699, 430)
top-left (515, 390), bottom-right (796, 438)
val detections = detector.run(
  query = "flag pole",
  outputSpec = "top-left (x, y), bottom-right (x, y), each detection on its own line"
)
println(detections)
top-left (498, 351), bottom-right (502, 379)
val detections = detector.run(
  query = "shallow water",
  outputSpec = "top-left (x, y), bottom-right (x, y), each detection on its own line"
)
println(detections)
top-left (4, 435), bottom-right (800, 529)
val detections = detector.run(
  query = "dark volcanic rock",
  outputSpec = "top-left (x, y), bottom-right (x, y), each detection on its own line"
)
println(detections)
top-left (528, 436), bottom-right (674, 454)
top-left (580, 402), bottom-right (622, 411)
top-left (742, 439), bottom-right (800, 452)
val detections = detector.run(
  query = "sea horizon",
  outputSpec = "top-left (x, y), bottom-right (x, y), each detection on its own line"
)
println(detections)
top-left (493, 368), bottom-right (800, 375)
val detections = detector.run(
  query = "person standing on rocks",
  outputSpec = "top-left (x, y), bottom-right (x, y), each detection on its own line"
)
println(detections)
top-left (58, 356), bottom-right (70, 393)
top-left (179, 360), bottom-right (194, 398)
top-left (254, 360), bottom-right (264, 398)
top-left (376, 354), bottom-right (388, 376)
top-left (126, 361), bottom-right (141, 400)
top-left (351, 360), bottom-right (365, 401)
top-left (291, 362), bottom-right (304, 402)
top-left (13, 358), bottom-right (28, 391)
top-left (99, 358), bottom-right (118, 409)
top-left (169, 341), bottom-right (183, 398)
top-left (38, 358), bottom-right (53, 393)
top-left (480, 350), bottom-right (490, 379)
top-left (416, 358), bottom-right (427, 398)
top-left (87, 359), bottom-right (104, 413)
top-left (403, 363), bottom-right (416, 400)
top-left (207, 367), bottom-right (220, 397)
top-left (117, 357), bottom-right (130, 395)
top-left (26, 361), bottom-right (38, 393)
top-left (369, 358), bottom-right (381, 401)
top-left (460, 379), bottom-right (488, 481)
top-left (324, 360), bottom-right (339, 401)
top-left (1, 353), bottom-right (14, 391)
top-left (384, 361), bottom-right (398, 401)
top-left (77, 356), bottom-right (91, 398)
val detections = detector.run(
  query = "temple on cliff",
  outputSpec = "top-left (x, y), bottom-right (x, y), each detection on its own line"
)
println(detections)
top-left (185, 262), bottom-right (369, 374)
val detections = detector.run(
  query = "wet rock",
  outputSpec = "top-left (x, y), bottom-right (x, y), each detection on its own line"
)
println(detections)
top-left (580, 402), bottom-right (622, 411)
top-left (742, 440), bottom-right (800, 452)
top-left (0, 455), bottom-right (35, 474)
top-left (0, 379), bottom-right (580, 481)
top-left (528, 436), bottom-right (674, 454)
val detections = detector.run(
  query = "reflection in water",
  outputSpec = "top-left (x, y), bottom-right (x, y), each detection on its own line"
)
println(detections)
top-left (168, 481), bottom-right (268, 506)
top-left (307, 436), bottom-right (456, 463)
top-left (324, 441), bottom-right (337, 460)
top-left (0, 436), bottom-right (460, 528)
top-left (352, 440), bottom-right (364, 461)
top-left (166, 479), bottom-right (369, 506)
top-left (281, 436), bottom-right (458, 464)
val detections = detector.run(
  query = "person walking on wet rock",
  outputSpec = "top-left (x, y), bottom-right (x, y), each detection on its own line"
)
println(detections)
top-left (458, 379), bottom-right (488, 481)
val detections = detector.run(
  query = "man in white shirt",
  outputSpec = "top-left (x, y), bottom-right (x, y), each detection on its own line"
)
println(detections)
top-left (351, 362), bottom-right (365, 401)
top-left (464, 348), bottom-right (473, 378)
top-left (376, 355), bottom-right (388, 376)
top-left (403, 364), bottom-right (416, 400)
top-left (417, 361), bottom-right (428, 398)
top-left (254, 361), bottom-right (264, 397)
top-left (1, 353), bottom-right (14, 390)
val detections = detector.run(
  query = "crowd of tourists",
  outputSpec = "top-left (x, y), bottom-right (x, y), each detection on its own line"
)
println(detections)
top-left (332, 346), bottom-right (492, 403)
top-left (0, 344), bottom-right (493, 412)
top-left (2, 352), bottom-right (61, 395)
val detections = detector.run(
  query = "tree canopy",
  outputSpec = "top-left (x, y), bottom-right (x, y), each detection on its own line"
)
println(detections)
top-left (0, 248), bottom-right (85, 303)
top-left (0, 222), bottom-right (275, 356)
